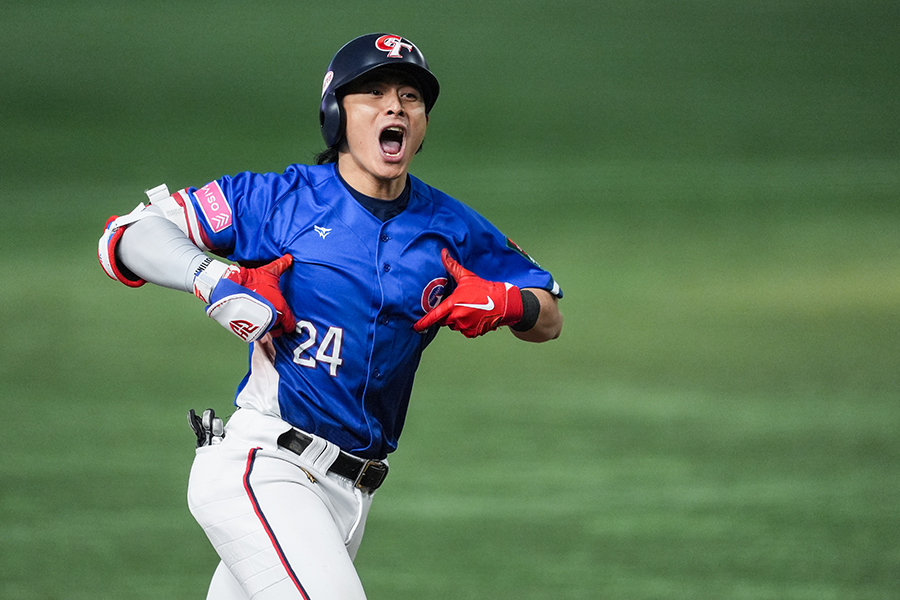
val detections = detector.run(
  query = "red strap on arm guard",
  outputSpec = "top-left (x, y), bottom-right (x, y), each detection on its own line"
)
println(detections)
top-left (98, 211), bottom-right (147, 288)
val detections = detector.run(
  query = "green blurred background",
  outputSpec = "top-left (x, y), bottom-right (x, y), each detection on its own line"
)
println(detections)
top-left (2, 1), bottom-right (898, 598)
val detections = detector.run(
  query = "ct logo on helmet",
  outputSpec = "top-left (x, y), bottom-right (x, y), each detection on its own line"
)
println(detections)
top-left (376, 34), bottom-right (414, 58)
top-left (421, 277), bottom-right (448, 313)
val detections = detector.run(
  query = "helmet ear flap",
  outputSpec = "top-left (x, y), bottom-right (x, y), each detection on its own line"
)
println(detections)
top-left (320, 91), bottom-right (345, 149)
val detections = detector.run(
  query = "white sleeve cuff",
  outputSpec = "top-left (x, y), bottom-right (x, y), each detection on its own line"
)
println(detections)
top-left (192, 259), bottom-right (234, 303)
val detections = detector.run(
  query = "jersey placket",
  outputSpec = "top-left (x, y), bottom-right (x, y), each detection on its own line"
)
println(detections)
top-left (370, 221), bottom-right (403, 384)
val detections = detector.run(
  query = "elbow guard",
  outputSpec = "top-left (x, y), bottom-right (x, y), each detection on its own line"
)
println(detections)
top-left (98, 184), bottom-right (171, 287)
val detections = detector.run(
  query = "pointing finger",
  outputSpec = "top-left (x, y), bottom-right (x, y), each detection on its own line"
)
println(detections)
top-left (413, 300), bottom-right (450, 332)
top-left (260, 254), bottom-right (293, 277)
top-left (440, 248), bottom-right (472, 282)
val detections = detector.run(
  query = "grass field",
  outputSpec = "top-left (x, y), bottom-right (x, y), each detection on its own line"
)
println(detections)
top-left (2, 1), bottom-right (899, 599)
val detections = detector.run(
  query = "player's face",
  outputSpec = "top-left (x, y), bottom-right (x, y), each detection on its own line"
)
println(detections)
top-left (338, 71), bottom-right (428, 199)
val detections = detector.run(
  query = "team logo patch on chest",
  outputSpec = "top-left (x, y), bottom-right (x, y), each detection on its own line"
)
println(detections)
top-left (195, 181), bottom-right (232, 233)
top-left (421, 277), bottom-right (448, 313)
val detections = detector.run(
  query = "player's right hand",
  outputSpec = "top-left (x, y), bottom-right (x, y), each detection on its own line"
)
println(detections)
top-left (205, 255), bottom-right (297, 342)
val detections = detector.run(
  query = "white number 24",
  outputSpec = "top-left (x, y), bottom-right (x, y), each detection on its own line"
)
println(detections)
top-left (292, 320), bottom-right (344, 377)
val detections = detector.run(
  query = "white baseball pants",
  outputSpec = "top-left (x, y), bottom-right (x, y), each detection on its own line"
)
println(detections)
top-left (187, 409), bottom-right (375, 600)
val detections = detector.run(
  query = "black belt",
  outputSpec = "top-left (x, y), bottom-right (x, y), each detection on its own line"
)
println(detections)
top-left (277, 429), bottom-right (389, 492)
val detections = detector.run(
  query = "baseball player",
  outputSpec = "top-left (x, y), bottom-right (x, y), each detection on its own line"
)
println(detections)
top-left (98, 33), bottom-right (562, 600)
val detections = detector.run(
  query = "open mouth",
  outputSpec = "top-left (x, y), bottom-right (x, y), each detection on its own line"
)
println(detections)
top-left (379, 126), bottom-right (405, 157)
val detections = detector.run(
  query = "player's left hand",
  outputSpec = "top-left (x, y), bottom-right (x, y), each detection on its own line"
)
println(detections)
top-left (414, 248), bottom-right (523, 338)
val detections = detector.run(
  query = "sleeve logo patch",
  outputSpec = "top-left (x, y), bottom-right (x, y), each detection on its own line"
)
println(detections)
top-left (506, 237), bottom-right (541, 268)
top-left (195, 181), bottom-right (232, 233)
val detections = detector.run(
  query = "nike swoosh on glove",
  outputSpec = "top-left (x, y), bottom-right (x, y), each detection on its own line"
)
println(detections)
top-left (413, 248), bottom-right (523, 338)
top-left (206, 254), bottom-right (297, 342)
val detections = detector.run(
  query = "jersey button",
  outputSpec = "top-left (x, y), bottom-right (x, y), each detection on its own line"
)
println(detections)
top-left (380, 233), bottom-right (390, 242)
top-left (383, 263), bottom-right (391, 272)
top-left (373, 368), bottom-right (382, 379)
top-left (380, 314), bottom-right (390, 325)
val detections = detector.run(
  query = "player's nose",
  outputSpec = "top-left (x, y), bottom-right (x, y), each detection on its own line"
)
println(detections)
top-left (385, 90), bottom-right (404, 116)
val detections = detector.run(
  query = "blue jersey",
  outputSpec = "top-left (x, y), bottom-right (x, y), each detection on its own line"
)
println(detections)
top-left (173, 163), bottom-right (561, 459)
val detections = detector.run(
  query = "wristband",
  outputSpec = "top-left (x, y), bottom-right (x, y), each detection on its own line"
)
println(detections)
top-left (511, 290), bottom-right (540, 332)
top-left (192, 258), bottom-right (233, 303)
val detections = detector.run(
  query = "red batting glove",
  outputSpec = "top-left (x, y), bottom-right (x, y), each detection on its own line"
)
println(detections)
top-left (222, 254), bottom-right (297, 338)
top-left (413, 248), bottom-right (523, 338)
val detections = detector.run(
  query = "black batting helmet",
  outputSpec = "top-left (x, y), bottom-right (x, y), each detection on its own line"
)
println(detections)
top-left (319, 33), bottom-right (440, 148)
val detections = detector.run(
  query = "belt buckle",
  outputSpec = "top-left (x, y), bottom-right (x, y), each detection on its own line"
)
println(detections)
top-left (353, 459), bottom-right (388, 491)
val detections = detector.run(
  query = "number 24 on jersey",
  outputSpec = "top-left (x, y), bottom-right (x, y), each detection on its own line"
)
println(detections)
top-left (292, 320), bottom-right (344, 377)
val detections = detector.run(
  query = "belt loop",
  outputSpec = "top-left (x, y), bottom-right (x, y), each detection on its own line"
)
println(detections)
top-left (311, 438), bottom-right (340, 474)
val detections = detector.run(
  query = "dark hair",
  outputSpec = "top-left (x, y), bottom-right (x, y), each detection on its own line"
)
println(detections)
top-left (315, 147), bottom-right (339, 165)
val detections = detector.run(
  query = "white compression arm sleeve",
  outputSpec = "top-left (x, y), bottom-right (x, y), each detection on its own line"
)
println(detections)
top-left (117, 204), bottom-right (210, 293)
